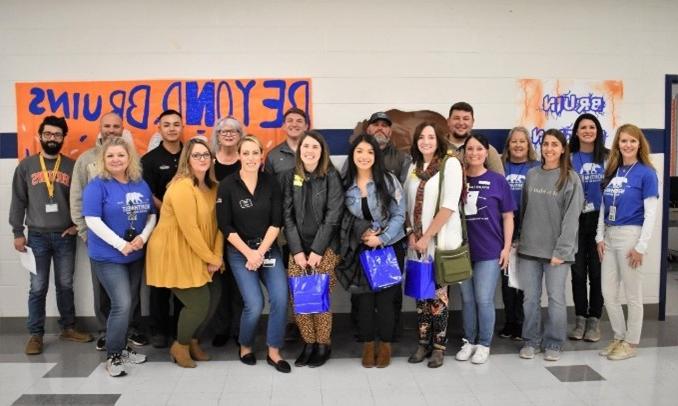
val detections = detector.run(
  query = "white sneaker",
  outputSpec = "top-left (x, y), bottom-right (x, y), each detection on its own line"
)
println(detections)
top-left (455, 339), bottom-right (476, 361)
top-left (106, 354), bottom-right (126, 377)
top-left (471, 345), bottom-right (490, 364)
top-left (122, 346), bottom-right (147, 364)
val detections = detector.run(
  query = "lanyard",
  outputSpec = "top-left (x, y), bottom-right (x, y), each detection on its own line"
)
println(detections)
top-left (39, 153), bottom-right (62, 200)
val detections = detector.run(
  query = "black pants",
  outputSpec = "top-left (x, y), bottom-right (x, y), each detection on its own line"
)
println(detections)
top-left (149, 286), bottom-right (182, 337)
top-left (571, 211), bottom-right (603, 318)
top-left (356, 242), bottom-right (405, 342)
top-left (357, 284), bottom-right (401, 342)
top-left (500, 274), bottom-right (524, 327)
top-left (208, 263), bottom-right (243, 338)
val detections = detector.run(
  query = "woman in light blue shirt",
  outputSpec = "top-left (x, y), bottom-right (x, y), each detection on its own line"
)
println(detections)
top-left (343, 133), bottom-right (405, 369)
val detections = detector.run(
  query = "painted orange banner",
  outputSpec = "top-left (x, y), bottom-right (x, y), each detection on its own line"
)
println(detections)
top-left (15, 78), bottom-right (312, 159)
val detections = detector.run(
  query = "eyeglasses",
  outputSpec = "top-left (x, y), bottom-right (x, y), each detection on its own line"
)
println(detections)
top-left (218, 129), bottom-right (240, 136)
top-left (190, 152), bottom-right (212, 161)
top-left (41, 131), bottom-right (64, 140)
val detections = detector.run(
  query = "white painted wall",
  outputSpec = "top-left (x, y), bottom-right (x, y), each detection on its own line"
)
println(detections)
top-left (1, 0), bottom-right (676, 317)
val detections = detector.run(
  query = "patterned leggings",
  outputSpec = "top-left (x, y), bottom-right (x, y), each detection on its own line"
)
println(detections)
top-left (288, 249), bottom-right (339, 345)
top-left (416, 287), bottom-right (449, 350)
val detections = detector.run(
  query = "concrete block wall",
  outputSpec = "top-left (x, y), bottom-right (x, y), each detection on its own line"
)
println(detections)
top-left (1, 0), bottom-right (676, 317)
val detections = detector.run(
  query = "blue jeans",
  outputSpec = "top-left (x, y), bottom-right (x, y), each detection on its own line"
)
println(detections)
top-left (227, 245), bottom-right (288, 349)
top-left (459, 259), bottom-right (501, 346)
top-left (519, 257), bottom-right (569, 351)
top-left (26, 231), bottom-right (76, 336)
top-left (91, 258), bottom-right (143, 356)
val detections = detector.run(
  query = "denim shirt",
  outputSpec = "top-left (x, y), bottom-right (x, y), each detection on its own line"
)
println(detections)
top-left (345, 173), bottom-right (406, 246)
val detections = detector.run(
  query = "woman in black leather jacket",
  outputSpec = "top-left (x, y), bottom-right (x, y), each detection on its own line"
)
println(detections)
top-left (282, 130), bottom-right (344, 368)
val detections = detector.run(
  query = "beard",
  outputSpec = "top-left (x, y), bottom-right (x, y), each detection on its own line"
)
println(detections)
top-left (373, 133), bottom-right (389, 148)
top-left (40, 140), bottom-right (63, 155)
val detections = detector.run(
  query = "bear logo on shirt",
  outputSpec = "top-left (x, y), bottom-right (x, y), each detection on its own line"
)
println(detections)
top-left (126, 192), bottom-right (144, 205)
top-left (505, 174), bottom-right (526, 190)
top-left (581, 162), bottom-right (601, 175)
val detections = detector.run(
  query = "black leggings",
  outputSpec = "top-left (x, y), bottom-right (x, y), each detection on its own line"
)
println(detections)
top-left (571, 211), bottom-right (603, 318)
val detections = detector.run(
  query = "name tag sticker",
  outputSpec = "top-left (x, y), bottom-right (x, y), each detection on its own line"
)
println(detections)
top-left (263, 258), bottom-right (276, 268)
top-left (464, 191), bottom-right (479, 215)
top-left (45, 203), bottom-right (59, 213)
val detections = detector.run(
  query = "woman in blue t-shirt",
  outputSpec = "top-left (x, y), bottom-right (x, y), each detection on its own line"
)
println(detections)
top-left (568, 114), bottom-right (609, 342)
top-left (500, 126), bottom-right (539, 340)
top-left (596, 124), bottom-right (659, 361)
top-left (456, 134), bottom-right (515, 365)
top-left (82, 137), bottom-right (156, 377)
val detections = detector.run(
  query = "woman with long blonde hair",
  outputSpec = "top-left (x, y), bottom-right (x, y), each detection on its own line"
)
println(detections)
top-left (596, 124), bottom-right (658, 360)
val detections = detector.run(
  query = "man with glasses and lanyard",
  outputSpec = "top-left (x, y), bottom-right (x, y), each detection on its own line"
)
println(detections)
top-left (10, 115), bottom-right (93, 355)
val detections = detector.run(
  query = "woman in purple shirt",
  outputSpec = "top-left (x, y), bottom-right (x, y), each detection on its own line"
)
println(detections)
top-left (456, 134), bottom-right (515, 365)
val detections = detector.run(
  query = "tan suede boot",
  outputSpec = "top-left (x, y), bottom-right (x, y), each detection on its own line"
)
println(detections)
top-left (361, 341), bottom-right (375, 368)
top-left (170, 341), bottom-right (196, 368)
top-left (189, 339), bottom-right (210, 361)
top-left (376, 342), bottom-right (391, 368)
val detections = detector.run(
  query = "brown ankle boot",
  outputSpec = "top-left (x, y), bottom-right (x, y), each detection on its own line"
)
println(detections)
top-left (170, 341), bottom-right (196, 368)
top-left (376, 342), bottom-right (391, 368)
top-left (361, 341), bottom-right (375, 368)
top-left (189, 339), bottom-right (210, 361)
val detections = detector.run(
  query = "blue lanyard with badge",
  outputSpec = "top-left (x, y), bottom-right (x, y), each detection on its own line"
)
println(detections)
top-left (608, 162), bottom-right (637, 222)
top-left (39, 153), bottom-right (61, 213)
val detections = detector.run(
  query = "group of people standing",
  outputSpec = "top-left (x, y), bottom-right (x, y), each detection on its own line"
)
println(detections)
top-left (10, 101), bottom-right (659, 377)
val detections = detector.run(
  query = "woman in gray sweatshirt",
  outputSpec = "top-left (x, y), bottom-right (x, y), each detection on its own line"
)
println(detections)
top-left (517, 129), bottom-right (584, 362)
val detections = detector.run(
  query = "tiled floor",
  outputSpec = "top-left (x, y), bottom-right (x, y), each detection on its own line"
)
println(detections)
top-left (2, 267), bottom-right (677, 406)
top-left (1, 343), bottom-right (678, 406)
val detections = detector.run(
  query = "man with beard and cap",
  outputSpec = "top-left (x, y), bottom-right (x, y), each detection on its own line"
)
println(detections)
top-left (10, 115), bottom-right (93, 355)
top-left (366, 112), bottom-right (411, 183)
top-left (447, 102), bottom-right (504, 174)
top-left (341, 112), bottom-right (412, 183)
top-left (70, 112), bottom-right (148, 351)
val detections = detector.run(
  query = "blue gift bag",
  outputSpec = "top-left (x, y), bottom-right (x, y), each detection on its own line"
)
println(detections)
top-left (288, 273), bottom-right (330, 315)
top-left (404, 257), bottom-right (436, 300)
top-left (359, 246), bottom-right (402, 291)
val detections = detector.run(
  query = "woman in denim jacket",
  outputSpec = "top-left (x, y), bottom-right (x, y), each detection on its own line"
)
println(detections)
top-left (343, 133), bottom-right (406, 368)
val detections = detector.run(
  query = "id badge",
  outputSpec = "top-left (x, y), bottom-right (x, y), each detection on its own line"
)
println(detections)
top-left (262, 258), bottom-right (276, 268)
top-left (583, 201), bottom-right (595, 213)
top-left (45, 203), bottom-right (59, 213)
top-left (608, 206), bottom-right (617, 222)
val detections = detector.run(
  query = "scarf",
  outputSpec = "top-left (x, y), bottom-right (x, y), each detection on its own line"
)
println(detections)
top-left (412, 157), bottom-right (442, 239)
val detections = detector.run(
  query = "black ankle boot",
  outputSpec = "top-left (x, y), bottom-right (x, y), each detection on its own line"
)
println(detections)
top-left (308, 344), bottom-right (331, 368)
top-left (294, 343), bottom-right (316, 367)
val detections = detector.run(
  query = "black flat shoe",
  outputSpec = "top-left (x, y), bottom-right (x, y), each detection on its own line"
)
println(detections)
top-left (239, 351), bottom-right (256, 366)
top-left (294, 343), bottom-right (316, 367)
top-left (267, 356), bottom-right (291, 373)
top-left (308, 344), bottom-right (331, 368)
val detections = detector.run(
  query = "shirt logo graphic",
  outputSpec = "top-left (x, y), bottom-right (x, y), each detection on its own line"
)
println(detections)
top-left (505, 174), bottom-right (526, 191)
top-left (239, 198), bottom-right (253, 209)
top-left (126, 192), bottom-right (144, 205)
top-left (605, 176), bottom-right (628, 197)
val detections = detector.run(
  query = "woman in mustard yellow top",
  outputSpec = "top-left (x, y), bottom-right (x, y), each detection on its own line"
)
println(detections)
top-left (146, 138), bottom-right (223, 368)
